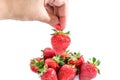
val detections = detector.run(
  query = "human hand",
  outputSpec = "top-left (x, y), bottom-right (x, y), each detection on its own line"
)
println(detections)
top-left (45, 0), bottom-right (68, 29)
top-left (0, 0), bottom-right (68, 29)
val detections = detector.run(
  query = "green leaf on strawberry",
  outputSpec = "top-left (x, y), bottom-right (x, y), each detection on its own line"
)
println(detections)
top-left (53, 55), bottom-right (65, 66)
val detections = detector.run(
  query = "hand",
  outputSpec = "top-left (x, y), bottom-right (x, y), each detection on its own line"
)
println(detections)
top-left (0, 0), bottom-right (68, 29)
top-left (45, 0), bottom-right (68, 29)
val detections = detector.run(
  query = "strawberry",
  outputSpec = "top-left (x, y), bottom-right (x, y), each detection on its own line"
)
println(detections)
top-left (79, 57), bottom-right (100, 80)
top-left (41, 68), bottom-right (58, 80)
top-left (53, 55), bottom-right (67, 66)
top-left (51, 29), bottom-right (71, 54)
top-left (69, 52), bottom-right (85, 67)
top-left (60, 51), bottom-right (71, 64)
top-left (54, 23), bottom-right (62, 30)
top-left (30, 66), bottom-right (38, 73)
top-left (79, 77), bottom-right (91, 80)
top-left (30, 57), bottom-right (44, 73)
top-left (60, 50), bottom-right (70, 58)
top-left (42, 47), bottom-right (56, 59)
top-left (45, 58), bottom-right (60, 71)
top-left (58, 64), bottom-right (76, 80)
top-left (52, 50), bottom-right (71, 66)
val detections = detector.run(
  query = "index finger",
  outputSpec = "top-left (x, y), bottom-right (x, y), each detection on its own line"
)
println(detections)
top-left (58, 4), bottom-right (67, 29)
top-left (54, 0), bottom-right (68, 29)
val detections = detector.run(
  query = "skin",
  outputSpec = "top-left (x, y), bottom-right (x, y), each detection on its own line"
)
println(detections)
top-left (0, 0), bottom-right (67, 29)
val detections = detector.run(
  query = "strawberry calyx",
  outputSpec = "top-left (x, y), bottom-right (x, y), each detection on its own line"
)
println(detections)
top-left (51, 29), bottom-right (70, 35)
top-left (65, 50), bottom-right (70, 53)
top-left (38, 65), bottom-right (48, 76)
top-left (30, 58), bottom-right (49, 76)
top-left (30, 58), bottom-right (44, 73)
top-left (53, 55), bottom-right (66, 66)
top-left (68, 52), bottom-right (85, 67)
top-left (69, 52), bottom-right (81, 61)
top-left (30, 58), bottom-right (43, 67)
top-left (87, 57), bottom-right (101, 74)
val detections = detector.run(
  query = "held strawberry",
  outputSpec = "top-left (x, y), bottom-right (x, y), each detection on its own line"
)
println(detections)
top-left (79, 57), bottom-right (100, 80)
top-left (54, 23), bottom-right (63, 30)
top-left (58, 64), bottom-right (76, 80)
top-left (41, 68), bottom-right (58, 80)
top-left (42, 47), bottom-right (56, 59)
top-left (51, 29), bottom-right (71, 54)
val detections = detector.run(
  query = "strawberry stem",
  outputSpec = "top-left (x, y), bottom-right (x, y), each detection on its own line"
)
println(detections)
top-left (53, 55), bottom-right (65, 66)
top-left (51, 29), bottom-right (70, 35)
top-left (69, 52), bottom-right (81, 61)
top-left (39, 65), bottom-right (48, 76)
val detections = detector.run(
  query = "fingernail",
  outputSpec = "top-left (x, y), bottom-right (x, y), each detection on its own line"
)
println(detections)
top-left (54, 23), bottom-right (62, 30)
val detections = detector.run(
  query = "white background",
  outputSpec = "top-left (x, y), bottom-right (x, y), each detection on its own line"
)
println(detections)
top-left (0, 0), bottom-right (120, 80)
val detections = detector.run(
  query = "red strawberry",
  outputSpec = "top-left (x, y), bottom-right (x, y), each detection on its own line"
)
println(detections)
top-left (45, 58), bottom-right (60, 71)
top-left (58, 64), bottom-right (76, 80)
top-left (41, 68), bottom-right (58, 80)
top-left (69, 52), bottom-right (85, 67)
top-left (30, 57), bottom-right (44, 73)
top-left (53, 55), bottom-right (67, 66)
top-left (60, 51), bottom-right (71, 64)
top-left (60, 51), bottom-right (70, 58)
top-left (54, 23), bottom-right (62, 30)
top-left (30, 66), bottom-right (38, 73)
top-left (79, 76), bottom-right (91, 80)
top-left (42, 47), bottom-right (56, 59)
top-left (34, 57), bottom-right (42, 62)
top-left (51, 29), bottom-right (71, 54)
top-left (79, 57), bottom-right (100, 80)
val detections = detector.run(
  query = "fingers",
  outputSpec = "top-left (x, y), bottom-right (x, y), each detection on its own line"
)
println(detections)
top-left (58, 3), bottom-right (67, 30)
top-left (44, 5), bottom-right (59, 27)
top-left (38, 10), bottom-right (59, 27)
top-left (53, 0), bottom-right (65, 7)
top-left (44, 0), bottom-right (68, 29)
top-left (47, 13), bottom-right (59, 27)
top-left (45, 4), bottom-right (54, 14)
top-left (59, 15), bottom-right (66, 30)
top-left (53, 0), bottom-right (68, 29)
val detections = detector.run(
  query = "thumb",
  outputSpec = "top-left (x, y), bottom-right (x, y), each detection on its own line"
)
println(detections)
top-left (47, 13), bottom-right (60, 28)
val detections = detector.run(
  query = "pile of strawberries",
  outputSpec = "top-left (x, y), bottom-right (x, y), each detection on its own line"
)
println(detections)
top-left (29, 24), bottom-right (100, 80)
